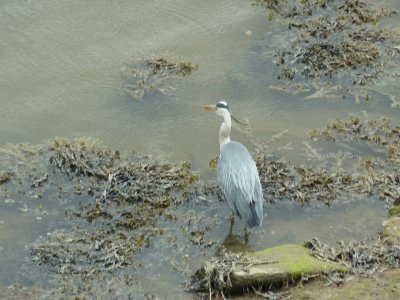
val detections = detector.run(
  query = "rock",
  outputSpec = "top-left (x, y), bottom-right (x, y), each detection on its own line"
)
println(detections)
top-left (231, 244), bottom-right (347, 288)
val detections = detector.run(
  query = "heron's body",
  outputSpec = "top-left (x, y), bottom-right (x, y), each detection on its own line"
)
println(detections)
top-left (218, 141), bottom-right (263, 227)
top-left (203, 101), bottom-right (264, 229)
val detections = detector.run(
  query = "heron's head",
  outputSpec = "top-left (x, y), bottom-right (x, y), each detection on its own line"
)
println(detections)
top-left (202, 101), bottom-right (244, 124)
top-left (203, 101), bottom-right (230, 117)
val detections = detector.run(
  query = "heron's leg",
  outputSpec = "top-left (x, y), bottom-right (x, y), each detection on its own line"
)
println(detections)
top-left (244, 225), bottom-right (250, 244)
top-left (229, 211), bottom-right (235, 235)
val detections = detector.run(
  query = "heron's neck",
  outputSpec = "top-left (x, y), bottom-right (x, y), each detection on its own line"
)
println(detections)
top-left (219, 112), bottom-right (231, 151)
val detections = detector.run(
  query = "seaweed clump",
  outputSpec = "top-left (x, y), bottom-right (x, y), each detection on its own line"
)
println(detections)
top-left (254, 0), bottom-right (333, 19)
top-left (310, 115), bottom-right (400, 163)
top-left (121, 56), bottom-right (198, 100)
top-left (253, 116), bottom-right (400, 205)
top-left (0, 138), bottom-right (204, 297)
top-left (0, 171), bottom-right (13, 185)
top-left (258, 0), bottom-right (399, 100)
top-left (188, 250), bottom-right (273, 298)
top-left (306, 237), bottom-right (400, 279)
top-left (256, 156), bottom-right (365, 204)
top-left (256, 155), bottom-right (357, 204)
top-left (30, 138), bottom-right (199, 272)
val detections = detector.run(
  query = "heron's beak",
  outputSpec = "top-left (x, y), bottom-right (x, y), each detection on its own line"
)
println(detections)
top-left (202, 104), bottom-right (217, 112)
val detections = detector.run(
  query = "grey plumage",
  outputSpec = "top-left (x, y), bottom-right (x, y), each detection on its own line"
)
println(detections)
top-left (217, 141), bottom-right (263, 228)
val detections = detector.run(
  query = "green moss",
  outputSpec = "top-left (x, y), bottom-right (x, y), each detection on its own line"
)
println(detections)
top-left (253, 244), bottom-right (347, 276)
top-left (382, 217), bottom-right (400, 239)
top-left (231, 244), bottom-right (347, 288)
top-left (388, 205), bottom-right (400, 217)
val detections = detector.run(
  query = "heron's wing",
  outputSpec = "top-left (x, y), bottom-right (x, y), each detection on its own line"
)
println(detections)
top-left (217, 141), bottom-right (263, 226)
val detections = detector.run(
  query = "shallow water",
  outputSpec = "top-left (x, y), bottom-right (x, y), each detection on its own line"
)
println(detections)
top-left (0, 0), bottom-right (399, 298)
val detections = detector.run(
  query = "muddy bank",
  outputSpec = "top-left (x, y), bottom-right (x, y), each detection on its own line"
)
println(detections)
top-left (287, 267), bottom-right (400, 300)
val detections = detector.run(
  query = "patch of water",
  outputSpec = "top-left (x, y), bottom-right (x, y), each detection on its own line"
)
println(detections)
top-left (0, 0), bottom-right (399, 298)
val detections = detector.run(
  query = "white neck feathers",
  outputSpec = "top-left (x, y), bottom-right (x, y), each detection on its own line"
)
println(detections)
top-left (219, 110), bottom-right (231, 150)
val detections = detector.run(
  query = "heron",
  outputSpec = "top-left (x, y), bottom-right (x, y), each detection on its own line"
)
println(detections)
top-left (203, 101), bottom-right (263, 235)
